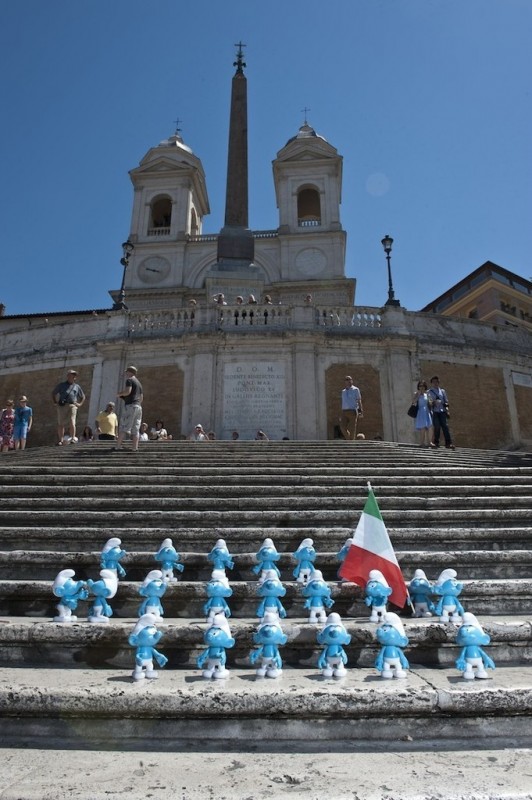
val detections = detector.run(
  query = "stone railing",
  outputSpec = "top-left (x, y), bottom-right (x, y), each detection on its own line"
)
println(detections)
top-left (126, 304), bottom-right (382, 338)
top-left (147, 227), bottom-right (171, 237)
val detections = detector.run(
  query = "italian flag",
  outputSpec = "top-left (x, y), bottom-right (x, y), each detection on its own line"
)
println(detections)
top-left (339, 482), bottom-right (407, 608)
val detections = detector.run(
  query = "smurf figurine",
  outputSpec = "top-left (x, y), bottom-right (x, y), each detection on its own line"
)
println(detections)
top-left (197, 613), bottom-right (235, 679)
top-left (293, 538), bottom-right (317, 586)
top-left (253, 538), bottom-right (281, 583)
top-left (365, 570), bottom-right (392, 623)
top-left (207, 538), bottom-right (234, 576)
top-left (87, 569), bottom-right (118, 623)
top-left (302, 570), bottom-right (334, 624)
top-left (455, 613), bottom-right (495, 680)
top-left (375, 612), bottom-right (409, 679)
top-left (52, 569), bottom-right (88, 622)
top-left (249, 611), bottom-right (288, 678)
top-left (336, 537), bottom-right (354, 579)
top-left (155, 538), bottom-right (184, 583)
top-left (256, 569), bottom-right (287, 622)
top-left (408, 569), bottom-right (435, 618)
top-left (433, 568), bottom-right (465, 624)
top-left (138, 569), bottom-right (167, 618)
top-left (317, 612), bottom-right (351, 678)
top-left (204, 569), bottom-right (233, 625)
top-left (128, 613), bottom-right (168, 681)
top-left (100, 537), bottom-right (127, 578)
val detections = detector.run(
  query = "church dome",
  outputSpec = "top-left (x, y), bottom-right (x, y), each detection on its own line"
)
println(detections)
top-left (285, 123), bottom-right (328, 146)
top-left (157, 132), bottom-right (193, 154)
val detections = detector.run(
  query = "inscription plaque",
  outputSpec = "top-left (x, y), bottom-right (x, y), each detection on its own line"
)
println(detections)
top-left (222, 361), bottom-right (287, 440)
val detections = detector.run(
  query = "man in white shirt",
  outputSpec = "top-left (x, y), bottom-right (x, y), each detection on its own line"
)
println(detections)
top-left (339, 375), bottom-right (363, 440)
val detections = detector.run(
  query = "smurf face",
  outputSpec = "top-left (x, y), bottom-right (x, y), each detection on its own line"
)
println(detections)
top-left (366, 579), bottom-right (390, 597)
top-left (298, 545), bottom-right (315, 560)
top-left (206, 579), bottom-right (232, 598)
top-left (305, 578), bottom-right (328, 596)
top-left (159, 545), bottom-right (177, 558)
top-left (318, 624), bottom-right (351, 647)
top-left (259, 546), bottom-right (279, 561)
top-left (258, 578), bottom-right (286, 598)
top-left (438, 578), bottom-right (463, 596)
top-left (456, 623), bottom-right (490, 647)
top-left (410, 577), bottom-right (431, 593)
top-left (135, 625), bottom-right (160, 646)
top-left (254, 624), bottom-right (288, 646)
top-left (376, 623), bottom-right (408, 648)
top-left (143, 578), bottom-right (166, 598)
top-left (204, 626), bottom-right (235, 648)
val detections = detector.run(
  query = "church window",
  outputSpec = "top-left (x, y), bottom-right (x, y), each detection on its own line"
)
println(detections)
top-left (148, 196), bottom-right (172, 236)
top-left (297, 187), bottom-right (321, 227)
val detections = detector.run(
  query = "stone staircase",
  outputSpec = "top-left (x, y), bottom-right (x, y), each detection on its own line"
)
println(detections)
top-left (0, 440), bottom-right (531, 750)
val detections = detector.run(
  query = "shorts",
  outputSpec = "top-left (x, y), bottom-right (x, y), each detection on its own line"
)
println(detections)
top-left (57, 403), bottom-right (78, 428)
top-left (13, 423), bottom-right (29, 441)
top-left (119, 404), bottom-right (142, 437)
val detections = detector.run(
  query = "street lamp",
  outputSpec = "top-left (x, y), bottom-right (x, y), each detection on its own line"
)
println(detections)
top-left (113, 239), bottom-right (135, 310)
top-left (381, 234), bottom-right (400, 307)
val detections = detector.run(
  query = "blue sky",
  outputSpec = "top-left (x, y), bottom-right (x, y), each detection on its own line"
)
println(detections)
top-left (1, 0), bottom-right (530, 316)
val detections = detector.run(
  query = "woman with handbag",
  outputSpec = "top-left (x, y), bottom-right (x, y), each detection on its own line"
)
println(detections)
top-left (411, 381), bottom-right (433, 447)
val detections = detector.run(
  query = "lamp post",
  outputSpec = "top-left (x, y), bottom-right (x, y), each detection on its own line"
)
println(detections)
top-left (381, 234), bottom-right (400, 307)
top-left (113, 239), bottom-right (135, 311)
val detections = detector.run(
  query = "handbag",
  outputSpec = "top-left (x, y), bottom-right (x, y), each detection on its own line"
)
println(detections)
top-left (407, 402), bottom-right (418, 419)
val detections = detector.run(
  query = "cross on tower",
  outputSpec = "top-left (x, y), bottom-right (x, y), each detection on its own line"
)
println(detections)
top-left (234, 41), bottom-right (247, 72)
top-left (301, 107), bottom-right (311, 125)
top-left (173, 117), bottom-right (182, 136)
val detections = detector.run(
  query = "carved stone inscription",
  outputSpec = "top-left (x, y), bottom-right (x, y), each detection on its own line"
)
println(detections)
top-left (222, 361), bottom-right (287, 439)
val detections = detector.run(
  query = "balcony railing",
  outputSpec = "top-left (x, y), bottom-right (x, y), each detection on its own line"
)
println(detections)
top-left (126, 304), bottom-right (382, 338)
top-left (147, 227), bottom-right (171, 237)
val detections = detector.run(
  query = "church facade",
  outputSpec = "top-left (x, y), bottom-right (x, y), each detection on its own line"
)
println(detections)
top-left (1, 52), bottom-right (531, 449)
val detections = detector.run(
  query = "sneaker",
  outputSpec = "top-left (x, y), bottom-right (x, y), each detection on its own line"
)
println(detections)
top-left (70, 437), bottom-right (78, 444)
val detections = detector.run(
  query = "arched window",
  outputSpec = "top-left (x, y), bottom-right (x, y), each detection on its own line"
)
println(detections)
top-left (148, 196), bottom-right (172, 236)
top-left (297, 187), bottom-right (321, 227)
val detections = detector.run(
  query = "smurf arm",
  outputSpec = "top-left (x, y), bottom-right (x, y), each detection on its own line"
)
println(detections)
top-left (117, 563), bottom-right (126, 578)
top-left (480, 648), bottom-right (496, 670)
top-left (152, 648), bottom-right (168, 668)
top-left (454, 598), bottom-right (465, 615)
top-left (455, 647), bottom-right (468, 672)
top-left (175, 562), bottom-right (185, 573)
top-left (252, 563), bottom-right (262, 575)
top-left (375, 648), bottom-right (385, 672)
top-left (256, 599), bottom-right (266, 617)
top-left (249, 647), bottom-right (263, 665)
top-left (317, 649), bottom-right (328, 669)
top-left (398, 650), bottom-right (409, 669)
top-left (278, 601), bottom-right (287, 619)
top-left (324, 596), bottom-right (334, 608)
top-left (303, 597), bottom-right (312, 610)
top-left (197, 649), bottom-right (209, 668)
top-left (364, 596), bottom-right (373, 607)
top-left (434, 597), bottom-right (443, 616)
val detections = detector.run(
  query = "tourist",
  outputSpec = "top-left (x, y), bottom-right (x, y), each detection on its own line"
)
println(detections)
top-left (412, 381), bottom-right (433, 447)
top-left (213, 293), bottom-right (227, 305)
top-left (150, 420), bottom-right (169, 440)
top-left (139, 422), bottom-right (149, 442)
top-left (189, 424), bottom-right (207, 441)
top-left (13, 395), bottom-right (33, 450)
top-left (255, 429), bottom-right (269, 441)
top-left (231, 430), bottom-right (239, 441)
top-left (80, 426), bottom-right (93, 442)
top-left (339, 375), bottom-right (363, 441)
top-left (305, 294), bottom-right (313, 304)
top-left (428, 376), bottom-right (455, 450)
top-left (52, 369), bottom-right (85, 446)
top-left (207, 431), bottom-right (216, 441)
top-left (235, 296), bottom-right (244, 305)
top-left (247, 294), bottom-right (257, 304)
top-left (94, 402), bottom-right (118, 441)
top-left (115, 366), bottom-right (143, 452)
top-left (0, 399), bottom-right (15, 453)
top-left (263, 294), bottom-right (273, 304)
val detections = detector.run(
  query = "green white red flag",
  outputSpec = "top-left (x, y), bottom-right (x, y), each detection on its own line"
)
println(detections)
top-left (339, 481), bottom-right (407, 608)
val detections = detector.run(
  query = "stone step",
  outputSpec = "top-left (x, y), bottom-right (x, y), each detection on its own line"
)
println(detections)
top-left (2, 578), bottom-right (530, 617)
top-left (0, 526), bottom-right (529, 551)
top-left (1, 507), bottom-right (529, 528)
top-left (0, 664), bottom-right (530, 748)
top-left (2, 548), bottom-right (531, 581)
top-left (0, 615), bottom-right (529, 669)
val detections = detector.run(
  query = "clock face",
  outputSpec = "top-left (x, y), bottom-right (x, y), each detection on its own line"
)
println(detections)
top-left (296, 247), bottom-right (327, 277)
top-left (138, 256), bottom-right (171, 284)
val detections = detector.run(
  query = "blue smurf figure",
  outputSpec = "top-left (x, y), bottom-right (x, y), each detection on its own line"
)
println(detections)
top-left (336, 537), bottom-right (354, 580)
top-left (253, 537), bottom-right (281, 583)
top-left (256, 569), bottom-right (287, 622)
top-left (293, 538), bottom-right (316, 586)
top-left (455, 612), bottom-right (495, 680)
top-left (128, 613), bottom-right (168, 681)
top-left (317, 612), bottom-right (351, 678)
top-left (52, 569), bottom-right (88, 622)
top-left (302, 569), bottom-right (334, 624)
top-left (249, 611), bottom-right (288, 678)
top-left (138, 569), bottom-right (167, 618)
top-left (87, 569), bottom-right (118, 623)
top-left (207, 538), bottom-right (235, 575)
top-left (375, 611), bottom-right (409, 679)
top-left (365, 569), bottom-right (392, 623)
top-left (433, 568), bottom-right (465, 624)
top-left (197, 613), bottom-right (235, 679)
top-left (408, 568), bottom-right (435, 618)
top-left (155, 538), bottom-right (184, 583)
top-left (204, 569), bottom-right (233, 625)
top-left (100, 537), bottom-right (127, 578)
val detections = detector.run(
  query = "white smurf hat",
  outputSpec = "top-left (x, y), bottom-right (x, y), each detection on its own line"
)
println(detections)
top-left (297, 538), bottom-right (314, 551)
top-left (132, 613), bottom-right (158, 636)
top-left (261, 538), bottom-right (277, 550)
top-left (211, 569), bottom-right (230, 587)
top-left (369, 569), bottom-right (389, 587)
top-left (214, 538), bottom-right (227, 549)
top-left (310, 570), bottom-right (323, 582)
top-left (411, 569), bottom-right (429, 581)
top-left (382, 611), bottom-right (406, 638)
top-left (159, 538), bottom-right (173, 551)
top-left (212, 612), bottom-right (232, 637)
top-left (325, 612), bottom-right (342, 626)
top-left (142, 570), bottom-right (163, 588)
top-left (102, 537), bottom-right (122, 553)
top-left (53, 569), bottom-right (75, 591)
top-left (435, 568), bottom-right (457, 586)
top-left (261, 569), bottom-right (280, 583)
top-left (460, 612), bottom-right (484, 633)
